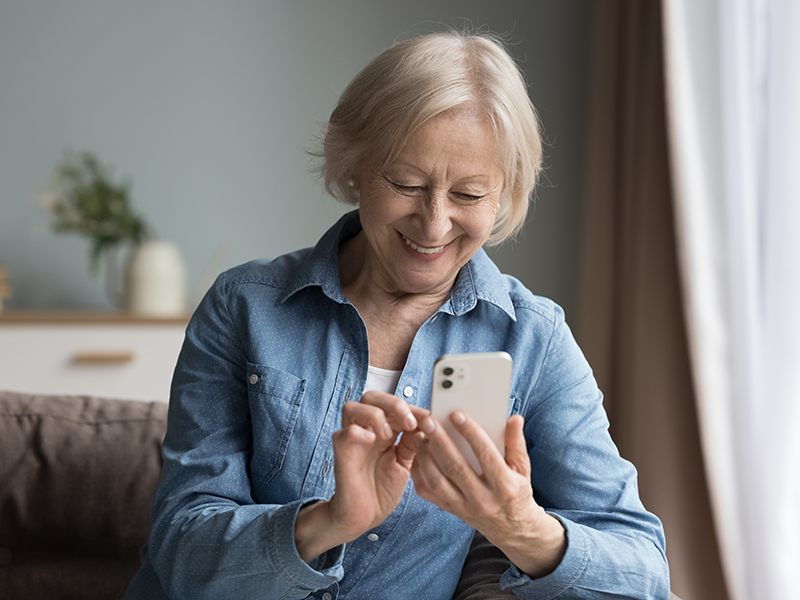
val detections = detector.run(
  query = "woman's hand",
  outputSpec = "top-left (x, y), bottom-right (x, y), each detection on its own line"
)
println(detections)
top-left (294, 391), bottom-right (426, 563)
top-left (410, 412), bottom-right (567, 578)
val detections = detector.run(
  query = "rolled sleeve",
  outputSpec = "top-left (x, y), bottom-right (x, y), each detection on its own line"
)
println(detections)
top-left (501, 515), bottom-right (668, 599)
top-left (500, 515), bottom-right (589, 599)
top-left (266, 500), bottom-right (345, 594)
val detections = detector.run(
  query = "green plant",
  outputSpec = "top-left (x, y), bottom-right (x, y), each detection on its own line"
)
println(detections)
top-left (48, 151), bottom-right (149, 274)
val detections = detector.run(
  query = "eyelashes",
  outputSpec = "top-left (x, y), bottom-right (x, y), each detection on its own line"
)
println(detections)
top-left (392, 182), bottom-right (421, 193)
top-left (457, 192), bottom-right (484, 202)
top-left (385, 178), bottom-right (485, 202)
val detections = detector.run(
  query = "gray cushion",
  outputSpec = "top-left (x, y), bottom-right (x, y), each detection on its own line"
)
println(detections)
top-left (0, 391), bottom-right (167, 600)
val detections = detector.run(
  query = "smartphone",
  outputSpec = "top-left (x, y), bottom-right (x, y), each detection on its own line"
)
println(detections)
top-left (429, 351), bottom-right (513, 474)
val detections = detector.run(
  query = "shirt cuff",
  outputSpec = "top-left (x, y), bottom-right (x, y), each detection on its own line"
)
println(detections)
top-left (265, 498), bottom-right (345, 592)
top-left (500, 513), bottom-right (589, 599)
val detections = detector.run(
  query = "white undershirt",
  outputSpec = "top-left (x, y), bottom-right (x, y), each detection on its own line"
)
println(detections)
top-left (364, 365), bottom-right (402, 394)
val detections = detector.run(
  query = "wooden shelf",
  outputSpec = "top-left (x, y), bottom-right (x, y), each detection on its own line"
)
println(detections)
top-left (0, 311), bottom-right (191, 325)
top-left (0, 313), bottom-right (188, 401)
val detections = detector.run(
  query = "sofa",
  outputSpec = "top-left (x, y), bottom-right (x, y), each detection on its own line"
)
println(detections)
top-left (0, 390), bottom-right (680, 600)
top-left (0, 390), bottom-right (520, 600)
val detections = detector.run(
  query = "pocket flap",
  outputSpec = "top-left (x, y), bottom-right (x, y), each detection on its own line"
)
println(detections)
top-left (246, 363), bottom-right (305, 404)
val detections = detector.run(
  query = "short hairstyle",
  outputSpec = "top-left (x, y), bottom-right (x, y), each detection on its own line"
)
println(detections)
top-left (317, 31), bottom-right (543, 244)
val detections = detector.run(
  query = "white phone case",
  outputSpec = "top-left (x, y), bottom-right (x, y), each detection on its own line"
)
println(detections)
top-left (429, 351), bottom-right (512, 474)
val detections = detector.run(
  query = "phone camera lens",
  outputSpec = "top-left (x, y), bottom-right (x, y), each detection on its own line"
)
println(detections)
top-left (442, 380), bottom-right (453, 389)
top-left (443, 367), bottom-right (454, 376)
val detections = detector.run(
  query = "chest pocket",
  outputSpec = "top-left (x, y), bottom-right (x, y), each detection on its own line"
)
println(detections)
top-left (247, 362), bottom-right (306, 484)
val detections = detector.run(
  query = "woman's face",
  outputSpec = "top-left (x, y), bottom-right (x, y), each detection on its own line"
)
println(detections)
top-left (355, 110), bottom-right (504, 298)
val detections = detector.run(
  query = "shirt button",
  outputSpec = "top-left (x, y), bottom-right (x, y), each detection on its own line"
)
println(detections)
top-left (403, 386), bottom-right (413, 398)
top-left (367, 533), bottom-right (379, 542)
top-left (322, 593), bottom-right (332, 600)
top-left (249, 374), bottom-right (259, 385)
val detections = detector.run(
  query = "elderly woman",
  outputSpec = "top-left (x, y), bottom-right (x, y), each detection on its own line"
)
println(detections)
top-left (124, 32), bottom-right (669, 599)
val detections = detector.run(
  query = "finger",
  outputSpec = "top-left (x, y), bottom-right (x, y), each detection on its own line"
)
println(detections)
top-left (447, 411), bottom-right (506, 475)
top-left (341, 401), bottom-right (394, 441)
top-left (417, 414), bottom-right (483, 489)
top-left (395, 429), bottom-right (418, 468)
top-left (331, 425), bottom-right (378, 474)
top-left (408, 404), bottom-right (430, 422)
top-left (384, 406), bottom-right (430, 469)
top-left (332, 423), bottom-right (377, 448)
top-left (409, 432), bottom-right (465, 510)
top-left (504, 415), bottom-right (530, 476)
top-left (359, 390), bottom-right (419, 432)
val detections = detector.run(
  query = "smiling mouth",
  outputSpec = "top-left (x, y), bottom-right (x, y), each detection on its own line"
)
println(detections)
top-left (401, 234), bottom-right (448, 255)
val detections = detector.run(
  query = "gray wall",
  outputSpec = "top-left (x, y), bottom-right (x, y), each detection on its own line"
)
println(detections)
top-left (0, 1), bottom-right (593, 327)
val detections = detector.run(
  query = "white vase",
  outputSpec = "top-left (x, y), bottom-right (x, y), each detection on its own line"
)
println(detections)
top-left (124, 241), bottom-right (186, 316)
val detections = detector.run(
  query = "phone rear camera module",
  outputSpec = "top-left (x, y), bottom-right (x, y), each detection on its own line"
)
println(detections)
top-left (443, 367), bottom-right (454, 376)
top-left (442, 380), bottom-right (453, 389)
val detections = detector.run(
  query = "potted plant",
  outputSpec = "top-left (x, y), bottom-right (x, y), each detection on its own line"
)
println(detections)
top-left (50, 151), bottom-right (148, 272)
top-left (47, 151), bottom-right (186, 315)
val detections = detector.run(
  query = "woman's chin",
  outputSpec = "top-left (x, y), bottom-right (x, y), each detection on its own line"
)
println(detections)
top-left (389, 269), bottom-right (458, 297)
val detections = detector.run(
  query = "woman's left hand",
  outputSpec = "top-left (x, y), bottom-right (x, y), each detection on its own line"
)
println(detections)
top-left (410, 412), bottom-right (567, 578)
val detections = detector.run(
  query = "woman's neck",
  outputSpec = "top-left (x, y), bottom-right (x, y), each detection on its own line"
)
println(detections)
top-left (338, 232), bottom-right (452, 314)
top-left (338, 233), bottom-right (450, 370)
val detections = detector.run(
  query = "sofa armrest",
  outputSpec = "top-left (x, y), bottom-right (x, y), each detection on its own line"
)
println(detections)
top-left (453, 531), bottom-right (518, 600)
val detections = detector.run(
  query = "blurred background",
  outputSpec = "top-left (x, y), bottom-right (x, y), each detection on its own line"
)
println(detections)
top-left (0, 0), bottom-right (593, 327)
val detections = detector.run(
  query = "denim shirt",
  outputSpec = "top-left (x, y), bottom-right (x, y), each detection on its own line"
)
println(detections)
top-left (124, 211), bottom-right (669, 600)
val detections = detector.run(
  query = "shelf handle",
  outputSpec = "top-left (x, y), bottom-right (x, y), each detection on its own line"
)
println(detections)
top-left (72, 351), bottom-right (135, 365)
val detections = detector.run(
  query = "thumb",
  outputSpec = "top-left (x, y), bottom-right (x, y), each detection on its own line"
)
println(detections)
top-left (395, 431), bottom-right (418, 470)
top-left (504, 415), bottom-right (530, 475)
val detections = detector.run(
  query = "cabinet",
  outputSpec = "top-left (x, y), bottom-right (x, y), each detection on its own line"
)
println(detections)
top-left (0, 313), bottom-right (189, 402)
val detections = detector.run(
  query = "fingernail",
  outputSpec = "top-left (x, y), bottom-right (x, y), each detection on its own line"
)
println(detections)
top-left (421, 416), bottom-right (435, 434)
top-left (405, 413), bottom-right (418, 430)
top-left (383, 423), bottom-right (393, 439)
top-left (414, 432), bottom-right (427, 447)
top-left (451, 411), bottom-right (466, 425)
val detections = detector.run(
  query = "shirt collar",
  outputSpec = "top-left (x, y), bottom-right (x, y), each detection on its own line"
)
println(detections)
top-left (278, 211), bottom-right (360, 304)
top-left (280, 210), bottom-right (517, 321)
top-left (445, 248), bottom-right (517, 321)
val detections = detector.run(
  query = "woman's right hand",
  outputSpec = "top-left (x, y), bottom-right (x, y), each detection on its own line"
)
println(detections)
top-left (294, 391), bottom-right (425, 563)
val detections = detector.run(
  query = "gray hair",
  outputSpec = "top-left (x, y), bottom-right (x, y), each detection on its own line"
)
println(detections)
top-left (317, 31), bottom-right (542, 244)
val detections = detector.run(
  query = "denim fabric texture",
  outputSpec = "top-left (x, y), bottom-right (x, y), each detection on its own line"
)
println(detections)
top-left (123, 211), bottom-right (669, 600)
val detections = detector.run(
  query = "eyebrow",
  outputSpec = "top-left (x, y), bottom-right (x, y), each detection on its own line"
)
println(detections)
top-left (388, 162), bottom-right (496, 182)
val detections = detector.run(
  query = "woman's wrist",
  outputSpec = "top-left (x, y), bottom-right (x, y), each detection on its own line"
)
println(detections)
top-left (294, 499), bottom-right (348, 564)
top-left (491, 510), bottom-right (568, 579)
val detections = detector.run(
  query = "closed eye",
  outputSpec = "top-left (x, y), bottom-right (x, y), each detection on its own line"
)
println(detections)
top-left (455, 192), bottom-right (484, 202)
top-left (387, 179), bottom-right (424, 194)
top-left (385, 175), bottom-right (486, 202)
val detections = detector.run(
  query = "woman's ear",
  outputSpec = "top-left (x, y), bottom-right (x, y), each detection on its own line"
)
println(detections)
top-left (348, 177), bottom-right (360, 191)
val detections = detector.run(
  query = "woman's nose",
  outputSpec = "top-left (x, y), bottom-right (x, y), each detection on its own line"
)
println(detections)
top-left (416, 192), bottom-right (450, 241)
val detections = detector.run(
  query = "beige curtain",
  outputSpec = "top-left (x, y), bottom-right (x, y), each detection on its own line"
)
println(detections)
top-left (576, 3), bottom-right (728, 600)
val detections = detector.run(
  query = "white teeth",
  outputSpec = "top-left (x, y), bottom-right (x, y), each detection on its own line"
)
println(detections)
top-left (402, 235), bottom-right (445, 255)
